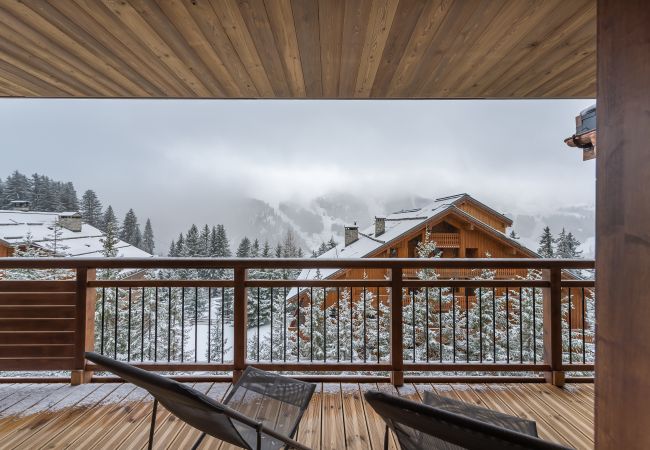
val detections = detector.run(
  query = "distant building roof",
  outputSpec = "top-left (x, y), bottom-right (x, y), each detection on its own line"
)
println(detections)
top-left (297, 194), bottom-right (534, 282)
top-left (0, 210), bottom-right (152, 258)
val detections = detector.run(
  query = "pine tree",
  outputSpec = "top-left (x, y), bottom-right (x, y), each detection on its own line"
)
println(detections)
top-left (102, 205), bottom-right (118, 232)
top-left (509, 230), bottom-right (519, 240)
top-left (557, 230), bottom-right (582, 258)
top-left (555, 228), bottom-right (570, 258)
top-left (184, 225), bottom-right (201, 257)
top-left (174, 233), bottom-right (185, 257)
top-left (142, 219), bottom-right (155, 254)
top-left (168, 239), bottom-right (177, 257)
top-left (2, 170), bottom-right (31, 206)
top-left (537, 226), bottom-right (555, 258)
top-left (120, 209), bottom-right (141, 248)
top-left (236, 237), bottom-right (252, 257)
top-left (199, 225), bottom-right (210, 257)
top-left (261, 241), bottom-right (272, 257)
top-left (60, 182), bottom-right (79, 210)
top-left (251, 239), bottom-right (260, 257)
top-left (80, 190), bottom-right (103, 228)
top-left (210, 225), bottom-right (231, 258)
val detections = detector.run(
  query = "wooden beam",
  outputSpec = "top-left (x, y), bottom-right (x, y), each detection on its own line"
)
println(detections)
top-left (233, 266), bottom-right (247, 382)
top-left (596, 1), bottom-right (650, 448)
top-left (543, 268), bottom-right (564, 386)
top-left (390, 267), bottom-right (403, 386)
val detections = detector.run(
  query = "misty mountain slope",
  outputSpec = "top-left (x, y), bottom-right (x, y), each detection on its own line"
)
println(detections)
top-left (509, 205), bottom-right (595, 258)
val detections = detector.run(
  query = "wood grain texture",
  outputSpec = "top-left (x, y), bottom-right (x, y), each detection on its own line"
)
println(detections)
top-left (0, 0), bottom-right (595, 98)
top-left (0, 382), bottom-right (594, 449)
top-left (595, 1), bottom-right (650, 449)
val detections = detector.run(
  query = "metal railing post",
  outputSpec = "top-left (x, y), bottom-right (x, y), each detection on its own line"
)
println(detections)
top-left (72, 267), bottom-right (96, 385)
top-left (543, 267), bottom-right (565, 386)
top-left (390, 267), bottom-right (404, 386)
top-left (233, 266), bottom-right (247, 383)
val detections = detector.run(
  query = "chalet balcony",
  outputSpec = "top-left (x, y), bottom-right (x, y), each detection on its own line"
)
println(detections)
top-left (0, 257), bottom-right (595, 448)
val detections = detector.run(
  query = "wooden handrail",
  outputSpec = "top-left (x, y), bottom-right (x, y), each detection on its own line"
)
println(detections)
top-left (0, 257), bottom-right (595, 269)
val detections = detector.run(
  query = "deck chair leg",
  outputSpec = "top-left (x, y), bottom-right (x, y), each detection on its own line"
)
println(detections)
top-left (148, 399), bottom-right (158, 450)
top-left (384, 425), bottom-right (389, 450)
top-left (191, 432), bottom-right (206, 450)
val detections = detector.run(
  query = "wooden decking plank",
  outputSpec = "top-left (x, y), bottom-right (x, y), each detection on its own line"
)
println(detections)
top-left (467, 384), bottom-right (559, 443)
top-left (79, 384), bottom-right (157, 449)
top-left (341, 383), bottom-right (371, 449)
top-left (17, 383), bottom-right (137, 449)
top-left (484, 384), bottom-right (575, 447)
top-left (505, 384), bottom-right (593, 449)
top-left (359, 383), bottom-right (396, 450)
top-left (143, 383), bottom-right (215, 450)
top-left (295, 382), bottom-right (322, 450)
top-left (0, 383), bottom-right (101, 445)
top-left (55, 385), bottom-right (148, 448)
top-left (114, 382), bottom-right (202, 450)
top-left (173, 382), bottom-right (232, 449)
top-left (0, 383), bottom-right (63, 418)
top-left (9, 383), bottom-right (121, 450)
top-left (321, 383), bottom-right (345, 450)
top-left (0, 382), bottom-right (595, 450)
top-left (0, 384), bottom-right (35, 414)
top-left (523, 383), bottom-right (594, 424)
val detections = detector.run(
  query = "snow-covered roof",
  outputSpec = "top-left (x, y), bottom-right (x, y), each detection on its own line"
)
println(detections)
top-left (297, 194), bottom-right (535, 281)
top-left (0, 210), bottom-right (152, 258)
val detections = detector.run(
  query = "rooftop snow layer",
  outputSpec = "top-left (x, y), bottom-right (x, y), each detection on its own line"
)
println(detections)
top-left (0, 210), bottom-right (152, 258)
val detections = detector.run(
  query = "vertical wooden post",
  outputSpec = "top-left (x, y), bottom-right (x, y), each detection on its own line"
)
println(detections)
top-left (233, 267), bottom-right (247, 383)
top-left (597, 1), bottom-right (650, 447)
top-left (390, 267), bottom-right (404, 386)
top-left (72, 268), bottom-right (96, 385)
top-left (542, 267), bottom-right (564, 386)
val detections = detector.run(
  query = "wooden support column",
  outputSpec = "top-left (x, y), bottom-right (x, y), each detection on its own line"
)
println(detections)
top-left (390, 267), bottom-right (404, 386)
top-left (596, 1), bottom-right (650, 447)
top-left (542, 268), bottom-right (564, 386)
top-left (72, 268), bottom-right (96, 385)
top-left (233, 267), bottom-right (247, 383)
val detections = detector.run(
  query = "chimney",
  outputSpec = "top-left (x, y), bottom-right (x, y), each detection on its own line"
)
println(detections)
top-left (344, 225), bottom-right (359, 247)
top-left (9, 200), bottom-right (30, 211)
top-left (58, 212), bottom-right (82, 232)
top-left (375, 217), bottom-right (386, 237)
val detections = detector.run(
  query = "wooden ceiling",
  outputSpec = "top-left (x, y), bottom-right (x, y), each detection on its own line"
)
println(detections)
top-left (0, 0), bottom-right (596, 99)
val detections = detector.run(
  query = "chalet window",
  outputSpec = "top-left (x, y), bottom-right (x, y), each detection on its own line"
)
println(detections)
top-left (466, 248), bottom-right (478, 258)
top-left (389, 248), bottom-right (398, 257)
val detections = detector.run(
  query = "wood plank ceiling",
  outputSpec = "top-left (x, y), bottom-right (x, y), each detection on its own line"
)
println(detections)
top-left (0, 0), bottom-right (596, 99)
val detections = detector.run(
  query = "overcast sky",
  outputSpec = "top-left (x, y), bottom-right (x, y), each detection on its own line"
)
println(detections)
top-left (0, 99), bottom-right (595, 246)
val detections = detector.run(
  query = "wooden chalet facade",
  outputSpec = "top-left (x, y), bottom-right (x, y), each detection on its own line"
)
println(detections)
top-left (299, 194), bottom-right (536, 284)
top-left (296, 194), bottom-right (587, 328)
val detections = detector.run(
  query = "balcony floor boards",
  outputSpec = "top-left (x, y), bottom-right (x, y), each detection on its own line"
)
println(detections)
top-left (0, 382), bottom-right (594, 449)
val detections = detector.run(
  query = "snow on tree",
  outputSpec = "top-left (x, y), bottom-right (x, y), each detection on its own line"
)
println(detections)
top-left (2, 170), bottom-right (31, 206)
top-left (101, 205), bottom-right (118, 232)
top-left (80, 190), bottom-right (103, 227)
top-left (556, 229), bottom-right (583, 258)
top-left (142, 219), bottom-right (155, 255)
top-left (537, 226), bottom-right (555, 258)
top-left (183, 224), bottom-right (201, 257)
top-left (60, 182), bottom-right (79, 211)
top-left (120, 208), bottom-right (142, 248)
top-left (251, 239), bottom-right (260, 257)
top-left (41, 219), bottom-right (69, 257)
top-left (236, 237), bottom-right (252, 257)
top-left (509, 230), bottom-right (520, 240)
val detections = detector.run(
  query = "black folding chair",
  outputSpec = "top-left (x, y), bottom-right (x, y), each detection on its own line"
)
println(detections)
top-left (85, 352), bottom-right (315, 450)
top-left (364, 390), bottom-right (573, 450)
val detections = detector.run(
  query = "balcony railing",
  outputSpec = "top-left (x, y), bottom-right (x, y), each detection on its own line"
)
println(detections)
top-left (0, 257), bottom-right (594, 386)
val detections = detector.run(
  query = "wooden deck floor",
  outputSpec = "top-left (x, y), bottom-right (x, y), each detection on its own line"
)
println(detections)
top-left (0, 381), bottom-right (594, 449)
